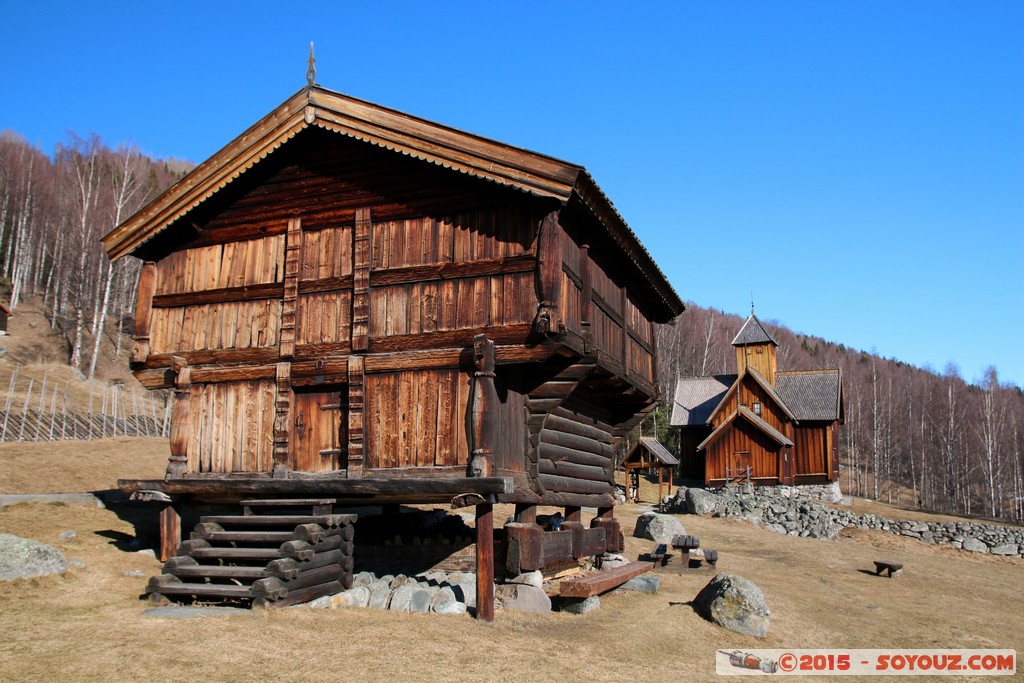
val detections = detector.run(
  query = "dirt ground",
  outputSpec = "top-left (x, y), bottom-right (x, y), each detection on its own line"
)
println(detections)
top-left (0, 439), bottom-right (1021, 681)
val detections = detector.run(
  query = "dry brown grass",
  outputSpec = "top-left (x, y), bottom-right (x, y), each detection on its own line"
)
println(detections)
top-left (0, 442), bottom-right (1021, 681)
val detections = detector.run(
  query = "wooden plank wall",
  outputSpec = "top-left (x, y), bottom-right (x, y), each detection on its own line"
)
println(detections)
top-left (151, 234), bottom-right (285, 355)
top-left (706, 419), bottom-right (780, 481)
top-left (364, 369), bottom-right (470, 469)
top-left (185, 380), bottom-right (276, 473)
top-left (793, 424), bottom-right (828, 476)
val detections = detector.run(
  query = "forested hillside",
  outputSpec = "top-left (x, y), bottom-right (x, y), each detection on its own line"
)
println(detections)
top-left (656, 307), bottom-right (1024, 522)
top-left (0, 130), bottom-right (189, 378)
top-left (2, 130), bottom-right (1021, 522)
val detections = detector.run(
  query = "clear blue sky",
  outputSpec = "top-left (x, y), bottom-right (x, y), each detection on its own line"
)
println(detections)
top-left (3, 2), bottom-right (1022, 387)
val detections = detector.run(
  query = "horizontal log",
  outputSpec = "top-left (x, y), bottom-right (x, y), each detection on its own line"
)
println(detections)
top-left (279, 536), bottom-right (354, 556)
top-left (118, 476), bottom-right (514, 504)
top-left (557, 561), bottom-right (655, 598)
top-left (537, 473), bottom-right (611, 495)
top-left (253, 563), bottom-right (343, 599)
top-left (167, 565), bottom-right (271, 581)
top-left (370, 324), bottom-right (533, 354)
top-left (262, 579), bottom-right (344, 609)
top-left (499, 488), bottom-right (616, 509)
top-left (539, 431), bottom-right (612, 460)
top-left (370, 254), bottom-right (535, 286)
top-left (188, 546), bottom-right (308, 561)
top-left (538, 459), bottom-right (612, 483)
top-left (551, 406), bottom-right (615, 436)
top-left (190, 529), bottom-right (296, 544)
top-left (529, 381), bottom-right (579, 400)
top-left (537, 440), bottom-right (607, 466)
top-left (544, 413), bottom-right (614, 445)
top-left (152, 281), bottom-right (283, 308)
top-left (147, 582), bottom-right (254, 599)
top-left (199, 514), bottom-right (355, 529)
top-left (266, 548), bottom-right (346, 577)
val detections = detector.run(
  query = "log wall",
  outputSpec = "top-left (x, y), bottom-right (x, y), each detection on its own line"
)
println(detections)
top-left (705, 419), bottom-right (781, 482)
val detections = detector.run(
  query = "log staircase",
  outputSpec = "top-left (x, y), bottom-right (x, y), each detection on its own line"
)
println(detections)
top-left (146, 498), bottom-right (356, 608)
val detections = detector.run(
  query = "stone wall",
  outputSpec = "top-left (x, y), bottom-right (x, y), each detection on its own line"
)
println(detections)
top-left (670, 485), bottom-right (1024, 559)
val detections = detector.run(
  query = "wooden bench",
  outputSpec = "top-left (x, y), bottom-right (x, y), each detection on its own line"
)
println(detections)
top-left (557, 561), bottom-right (654, 598)
top-left (649, 544), bottom-right (668, 567)
top-left (704, 549), bottom-right (719, 567)
top-left (671, 534), bottom-right (704, 569)
top-left (873, 560), bottom-right (903, 578)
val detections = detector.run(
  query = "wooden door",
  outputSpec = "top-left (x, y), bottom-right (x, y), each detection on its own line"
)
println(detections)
top-left (729, 451), bottom-right (751, 482)
top-left (292, 389), bottom-right (347, 473)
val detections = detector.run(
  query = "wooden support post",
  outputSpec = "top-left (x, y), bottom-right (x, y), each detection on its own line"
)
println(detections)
top-left (130, 261), bottom-right (156, 367)
top-left (590, 506), bottom-right (623, 553)
top-left (514, 503), bottom-right (537, 525)
top-left (533, 211), bottom-right (562, 336)
top-left (165, 356), bottom-right (190, 478)
top-left (352, 208), bottom-right (371, 351)
top-left (158, 501), bottom-right (182, 562)
top-left (468, 334), bottom-right (497, 478)
top-left (476, 503), bottom-right (494, 622)
top-left (562, 505), bottom-right (585, 559)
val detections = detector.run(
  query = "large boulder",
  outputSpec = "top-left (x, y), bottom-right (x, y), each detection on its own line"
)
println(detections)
top-left (633, 512), bottom-right (685, 543)
top-left (0, 534), bottom-right (67, 581)
top-left (693, 573), bottom-right (771, 637)
top-left (495, 583), bottom-right (551, 613)
top-left (962, 537), bottom-right (988, 553)
top-left (686, 489), bottom-right (723, 516)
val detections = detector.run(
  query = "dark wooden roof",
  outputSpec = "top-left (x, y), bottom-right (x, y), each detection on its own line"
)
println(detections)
top-left (775, 370), bottom-right (843, 421)
top-left (623, 437), bottom-right (680, 466)
top-left (102, 85), bottom-right (683, 319)
top-left (731, 312), bottom-right (779, 347)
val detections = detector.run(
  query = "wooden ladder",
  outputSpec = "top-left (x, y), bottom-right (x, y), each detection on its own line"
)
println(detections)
top-left (146, 499), bottom-right (357, 608)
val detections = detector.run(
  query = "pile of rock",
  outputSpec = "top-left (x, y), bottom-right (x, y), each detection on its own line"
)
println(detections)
top-left (307, 569), bottom-right (476, 613)
top-left (669, 486), bottom-right (1024, 558)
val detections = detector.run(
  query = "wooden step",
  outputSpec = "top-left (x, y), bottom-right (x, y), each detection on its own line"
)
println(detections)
top-left (165, 565), bottom-right (271, 580)
top-left (191, 530), bottom-right (297, 544)
top-left (187, 547), bottom-right (294, 561)
top-left (199, 514), bottom-right (355, 528)
top-left (147, 582), bottom-right (254, 598)
top-left (557, 561), bottom-right (655, 598)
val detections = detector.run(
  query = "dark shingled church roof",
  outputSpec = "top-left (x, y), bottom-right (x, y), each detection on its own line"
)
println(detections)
top-left (775, 370), bottom-right (843, 421)
top-left (731, 312), bottom-right (779, 347)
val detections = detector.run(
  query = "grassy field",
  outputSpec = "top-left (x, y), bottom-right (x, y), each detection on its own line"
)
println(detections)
top-left (0, 438), bottom-right (1020, 681)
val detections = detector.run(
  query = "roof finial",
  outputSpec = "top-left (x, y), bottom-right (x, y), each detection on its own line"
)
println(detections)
top-left (306, 41), bottom-right (317, 87)
top-left (751, 292), bottom-right (755, 316)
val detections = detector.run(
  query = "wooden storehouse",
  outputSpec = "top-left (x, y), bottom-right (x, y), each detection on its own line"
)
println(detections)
top-left (671, 312), bottom-right (843, 487)
top-left (103, 83), bottom-right (684, 614)
top-left (621, 436), bottom-right (678, 504)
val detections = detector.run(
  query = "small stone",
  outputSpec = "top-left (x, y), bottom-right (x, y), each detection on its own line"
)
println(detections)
top-left (352, 571), bottom-right (376, 587)
top-left (618, 575), bottom-right (659, 593)
top-left (409, 589), bottom-right (433, 613)
top-left (0, 534), bottom-right (67, 581)
top-left (122, 570), bottom-right (147, 578)
top-left (135, 549), bottom-right (157, 559)
top-left (367, 581), bottom-right (391, 609)
top-left (388, 584), bottom-right (418, 611)
top-left (556, 595), bottom-right (600, 614)
top-left (600, 553), bottom-right (629, 569)
top-left (68, 559), bottom-right (86, 569)
top-left (339, 586), bottom-right (370, 608)
top-left (507, 570), bottom-right (543, 588)
top-left (59, 530), bottom-right (77, 540)
top-left (962, 537), bottom-right (989, 553)
top-left (633, 512), bottom-right (685, 543)
top-left (990, 543), bottom-right (1018, 556)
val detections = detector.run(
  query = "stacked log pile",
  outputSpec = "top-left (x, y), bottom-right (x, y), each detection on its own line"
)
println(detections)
top-left (146, 507), bottom-right (356, 608)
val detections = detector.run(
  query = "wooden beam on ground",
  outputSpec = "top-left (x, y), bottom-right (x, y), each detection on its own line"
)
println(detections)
top-left (557, 561), bottom-right (654, 598)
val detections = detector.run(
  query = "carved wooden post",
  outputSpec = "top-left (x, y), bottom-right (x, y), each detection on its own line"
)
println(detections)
top-left (272, 362), bottom-right (292, 478)
top-left (346, 355), bottom-right (364, 479)
top-left (476, 502), bottom-right (495, 622)
top-left (563, 505), bottom-right (585, 559)
top-left (352, 208), bottom-right (371, 351)
top-left (279, 218), bottom-right (301, 358)
top-left (468, 334), bottom-right (498, 478)
top-left (533, 211), bottom-right (562, 336)
top-left (130, 261), bottom-right (156, 367)
top-left (165, 356), bottom-right (190, 478)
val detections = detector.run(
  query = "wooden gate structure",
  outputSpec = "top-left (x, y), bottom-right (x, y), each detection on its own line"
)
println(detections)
top-left (103, 83), bottom-right (684, 618)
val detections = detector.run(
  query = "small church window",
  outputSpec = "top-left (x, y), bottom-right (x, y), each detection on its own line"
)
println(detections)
top-left (753, 402), bottom-right (762, 415)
